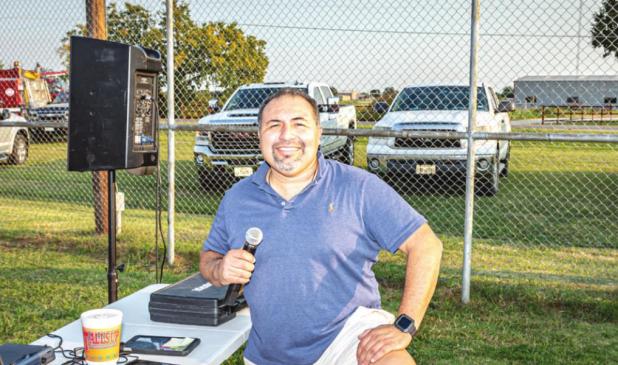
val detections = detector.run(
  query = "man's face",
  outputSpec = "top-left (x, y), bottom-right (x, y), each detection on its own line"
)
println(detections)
top-left (259, 95), bottom-right (322, 177)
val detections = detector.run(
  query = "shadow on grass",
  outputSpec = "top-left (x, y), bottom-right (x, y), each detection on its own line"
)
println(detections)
top-left (0, 232), bottom-right (201, 275)
top-left (1, 145), bottom-right (617, 248)
top-left (0, 158), bottom-right (225, 215)
top-left (377, 261), bottom-right (617, 324)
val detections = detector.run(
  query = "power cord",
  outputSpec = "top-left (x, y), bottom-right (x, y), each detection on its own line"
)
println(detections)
top-left (45, 333), bottom-right (137, 364)
top-left (154, 105), bottom-right (166, 284)
top-left (155, 154), bottom-right (167, 284)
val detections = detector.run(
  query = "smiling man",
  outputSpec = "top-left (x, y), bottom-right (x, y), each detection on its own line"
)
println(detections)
top-left (200, 88), bottom-right (443, 365)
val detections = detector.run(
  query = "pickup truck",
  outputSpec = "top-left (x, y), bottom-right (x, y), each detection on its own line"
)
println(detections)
top-left (366, 84), bottom-right (513, 195)
top-left (194, 81), bottom-right (357, 190)
top-left (27, 91), bottom-right (69, 139)
top-left (0, 109), bottom-right (29, 165)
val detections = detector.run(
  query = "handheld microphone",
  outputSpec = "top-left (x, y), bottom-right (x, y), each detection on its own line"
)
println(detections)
top-left (223, 227), bottom-right (263, 307)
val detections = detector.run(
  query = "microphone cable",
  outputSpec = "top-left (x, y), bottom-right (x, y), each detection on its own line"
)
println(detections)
top-left (154, 104), bottom-right (166, 284)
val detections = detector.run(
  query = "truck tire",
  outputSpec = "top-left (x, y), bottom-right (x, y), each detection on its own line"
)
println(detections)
top-left (476, 156), bottom-right (499, 196)
top-left (9, 134), bottom-right (28, 165)
top-left (335, 137), bottom-right (354, 166)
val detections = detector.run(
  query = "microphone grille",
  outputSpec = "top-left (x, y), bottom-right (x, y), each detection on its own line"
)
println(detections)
top-left (245, 227), bottom-right (263, 246)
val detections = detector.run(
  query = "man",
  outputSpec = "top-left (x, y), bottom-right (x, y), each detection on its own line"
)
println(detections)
top-left (200, 88), bottom-right (442, 365)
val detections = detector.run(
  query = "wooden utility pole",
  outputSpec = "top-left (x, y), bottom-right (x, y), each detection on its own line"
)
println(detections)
top-left (86, 0), bottom-right (109, 234)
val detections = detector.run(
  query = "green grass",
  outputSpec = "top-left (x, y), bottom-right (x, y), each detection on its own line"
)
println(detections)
top-left (1, 131), bottom-right (617, 364)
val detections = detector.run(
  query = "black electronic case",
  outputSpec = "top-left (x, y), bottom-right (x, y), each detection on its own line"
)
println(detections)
top-left (0, 344), bottom-right (55, 365)
top-left (149, 273), bottom-right (246, 326)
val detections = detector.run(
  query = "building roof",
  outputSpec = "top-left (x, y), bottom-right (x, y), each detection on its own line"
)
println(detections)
top-left (515, 75), bottom-right (618, 82)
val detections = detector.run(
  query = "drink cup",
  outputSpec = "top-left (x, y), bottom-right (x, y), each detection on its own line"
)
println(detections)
top-left (81, 308), bottom-right (123, 365)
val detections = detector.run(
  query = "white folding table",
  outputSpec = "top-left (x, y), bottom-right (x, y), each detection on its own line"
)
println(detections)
top-left (31, 284), bottom-right (251, 365)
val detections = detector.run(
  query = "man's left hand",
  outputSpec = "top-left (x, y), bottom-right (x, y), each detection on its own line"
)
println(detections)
top-left (356, 324), bottom-right (412, 365)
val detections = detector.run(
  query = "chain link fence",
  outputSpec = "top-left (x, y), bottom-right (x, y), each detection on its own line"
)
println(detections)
top-left (1, 0), bottom-right (617, 303)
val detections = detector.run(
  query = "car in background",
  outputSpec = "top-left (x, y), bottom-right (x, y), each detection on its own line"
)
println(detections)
top-left (27, 91), bottom-right (69, 140)
top-left (193, 81), bottom-right (357, 190)
top-left (366, 84), bottom-right (512, 195)
top-left (0, 109), bottom-right (29, 165)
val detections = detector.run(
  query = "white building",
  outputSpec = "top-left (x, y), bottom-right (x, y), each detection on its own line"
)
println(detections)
top-left (513, 75), bottom-right (618, 109)
top-left (338, 90), bottom-right (358, 102)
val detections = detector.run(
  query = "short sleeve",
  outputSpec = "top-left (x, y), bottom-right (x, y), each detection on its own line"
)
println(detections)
top-left (202, 194), bottom-right (231, 255)
top-left (362, 174), bottom-right (427, 253)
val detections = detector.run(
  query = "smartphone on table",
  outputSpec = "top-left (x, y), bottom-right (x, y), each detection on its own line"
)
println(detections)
top-left (123, 335), bottom-right (200, 356)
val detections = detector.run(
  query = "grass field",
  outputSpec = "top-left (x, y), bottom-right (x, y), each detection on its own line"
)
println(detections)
top-left (0, 130), bottom-right (617, 364)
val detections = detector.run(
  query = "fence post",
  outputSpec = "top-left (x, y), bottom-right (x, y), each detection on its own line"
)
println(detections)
top-left (166, 0), bottom-right (176, 266)
top-left (86, 0), bottom-right (109, 235)
top-left (462, 0), bottom-right (480, 304)
top-left (557, 106), bottom-right (560, 123)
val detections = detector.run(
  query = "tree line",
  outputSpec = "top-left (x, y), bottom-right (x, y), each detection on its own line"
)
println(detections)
top-left (59, 1), bottom-right (269, 118)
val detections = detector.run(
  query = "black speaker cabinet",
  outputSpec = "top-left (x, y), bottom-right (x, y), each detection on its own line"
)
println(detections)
top-left (68, 36), bottom-right (162, 171)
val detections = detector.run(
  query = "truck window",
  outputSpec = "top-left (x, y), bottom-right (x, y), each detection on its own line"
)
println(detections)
top-left (224, 87), bottom-right (306, 111)
top-left (487, 87), bottom-right (499, 110)
top-left (53, 92), bottom-right (69, 104)
top-left (390, 86), bottom-right (489, 112)
top-left (313, 87), bottom-right (325, 105)
top-left (320, 86), bottom-right (333, 100)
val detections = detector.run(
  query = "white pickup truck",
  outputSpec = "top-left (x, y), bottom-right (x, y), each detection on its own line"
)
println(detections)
top-left (366, 84), bottom-right (512, 195)
top-left (194, 81), bottom-right (357, 189)
top-left (0, 109), bottom-right (29, 165)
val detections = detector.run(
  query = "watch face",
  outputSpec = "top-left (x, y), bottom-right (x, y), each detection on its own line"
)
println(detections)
top-left (396, 315), bottom-right (413, 330)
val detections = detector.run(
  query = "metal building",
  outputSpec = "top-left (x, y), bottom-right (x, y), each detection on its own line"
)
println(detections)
top-left (513, 75), bottom-right (618, 109)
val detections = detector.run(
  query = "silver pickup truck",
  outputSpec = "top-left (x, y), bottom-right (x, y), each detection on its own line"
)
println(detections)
top-left (27, 91), bottom-right (69, 138)
top-left (0, 109), bottom-right (29, 165)
top-left (366, 84), bottom-right (512, 195)
top-left (193, 81), bottom-right (357, 190)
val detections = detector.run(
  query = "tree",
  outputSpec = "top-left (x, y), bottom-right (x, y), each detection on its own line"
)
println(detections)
top-left (591, 0), bottom-right (618, 58)
top-left (382, 87), bottom-right (398, 104)
top-left (59, 1), bottom-right (268, 116)
top-left (370, 89), bottom-right (381, 98)
top-left (498, 86), bottom-right (514, 99)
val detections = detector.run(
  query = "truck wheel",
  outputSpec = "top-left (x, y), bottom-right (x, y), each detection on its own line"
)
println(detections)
top-left (9, 134), bottom-right (28, 165)
top-left (500, 148), bottom-right (510, 177)
top-left (336, 138), bottom-right (354, 165)
top-left (476, 156), bottom-right (499, 196)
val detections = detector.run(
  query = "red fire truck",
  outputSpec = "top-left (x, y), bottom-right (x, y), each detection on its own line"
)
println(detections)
top-left (0, 62), bottom-right (51, 114)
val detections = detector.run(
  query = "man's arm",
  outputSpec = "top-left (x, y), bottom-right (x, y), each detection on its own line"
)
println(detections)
top-left (200, 249), bottom-right (256, 287)
top-left (396, 223), bottom-right (443, 327)
top-left (357, 223), bottom-right (443, 365)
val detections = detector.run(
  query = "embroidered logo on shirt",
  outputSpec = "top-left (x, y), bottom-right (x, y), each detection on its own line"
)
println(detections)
top-left (328, 202), bottom-right (335, 213)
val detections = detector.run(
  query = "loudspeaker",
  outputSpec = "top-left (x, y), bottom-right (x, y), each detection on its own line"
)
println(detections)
top-left (67, 36), bottom-right (162, 171)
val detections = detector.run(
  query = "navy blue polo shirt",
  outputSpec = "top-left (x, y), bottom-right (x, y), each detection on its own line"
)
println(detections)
top-left (203, 153), bottom-right (426, 365)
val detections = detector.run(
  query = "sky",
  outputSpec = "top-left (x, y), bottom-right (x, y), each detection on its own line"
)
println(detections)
top-left (1, 0), bottom-right (615, 92)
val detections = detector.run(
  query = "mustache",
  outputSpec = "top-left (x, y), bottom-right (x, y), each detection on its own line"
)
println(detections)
top-left (272, 140), bottom-right (306, 150)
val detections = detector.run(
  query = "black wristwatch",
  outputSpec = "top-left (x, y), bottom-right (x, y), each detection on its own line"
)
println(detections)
top-left (394, 314), bottom-right (417, 337)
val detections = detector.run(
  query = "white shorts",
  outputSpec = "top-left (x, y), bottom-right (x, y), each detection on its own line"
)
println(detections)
top-left (244, 306), bottom-right (395, 365)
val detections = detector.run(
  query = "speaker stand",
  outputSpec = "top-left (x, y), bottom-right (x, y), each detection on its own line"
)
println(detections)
top-left (107, 169), bottom-right (118, 303)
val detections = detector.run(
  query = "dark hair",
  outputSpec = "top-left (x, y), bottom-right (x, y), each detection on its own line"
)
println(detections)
top-left (257, 88), bottom-right (320, 128)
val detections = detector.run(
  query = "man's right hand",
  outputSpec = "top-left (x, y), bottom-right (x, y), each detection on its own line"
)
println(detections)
top-left (216, 249), bottom-right (256, 285)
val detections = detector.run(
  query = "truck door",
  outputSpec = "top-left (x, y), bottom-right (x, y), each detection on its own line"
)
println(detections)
top-left (488, 87), bottom-right (509, 159)
top-left (313, 86), bottom-right (335, 150)
top-left (0, 113), bottom-right (13, 153)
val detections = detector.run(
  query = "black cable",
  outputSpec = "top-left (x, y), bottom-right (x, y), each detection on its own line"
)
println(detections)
top-left (155, 143), bottom-right (160, 283)
top-left (45, 333), bottom-right (138, 364)
top-left (154, 103), bottom-right (166, 284)
top-left (155, 151), bottom-right (167, 283)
